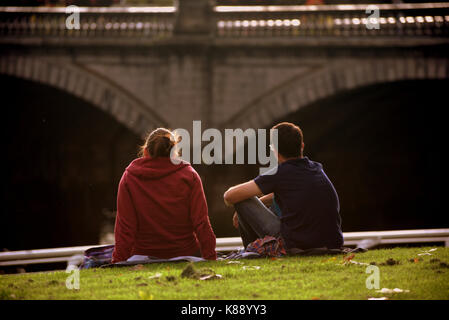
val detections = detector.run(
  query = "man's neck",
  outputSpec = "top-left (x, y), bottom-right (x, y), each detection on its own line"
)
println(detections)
top-left (278, 155), bottom-right (303, 164)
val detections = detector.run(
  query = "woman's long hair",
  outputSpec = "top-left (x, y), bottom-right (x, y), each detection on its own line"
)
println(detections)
top-left (139, 128), bottom-right (178, 158)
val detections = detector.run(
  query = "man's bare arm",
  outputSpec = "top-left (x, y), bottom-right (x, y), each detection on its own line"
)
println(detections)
top-left (223, 180), bottom-right (263, 207)
top-left (259, 193), bottom-right (274, 207)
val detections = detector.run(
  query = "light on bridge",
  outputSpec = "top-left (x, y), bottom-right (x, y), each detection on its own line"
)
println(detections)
top-left (405, 16), bottom-right (415, 24)
top-left (217, 18), bottom-right (301, 30)
top-left (215, 14), bottom-right (448, 32)
top-left (388, 17), bottom-right (396, 24)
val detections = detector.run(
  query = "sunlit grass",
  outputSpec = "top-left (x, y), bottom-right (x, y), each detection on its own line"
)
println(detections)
top-left (1, 246), bottom-right (448, 300)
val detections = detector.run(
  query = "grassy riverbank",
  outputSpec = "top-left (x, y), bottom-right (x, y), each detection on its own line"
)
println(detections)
top-left (1, 246), bottom-right (448, 300)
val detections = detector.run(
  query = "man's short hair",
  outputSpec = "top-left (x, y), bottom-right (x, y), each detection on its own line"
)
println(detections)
top-left (271, 122), bottom-right (303, 158)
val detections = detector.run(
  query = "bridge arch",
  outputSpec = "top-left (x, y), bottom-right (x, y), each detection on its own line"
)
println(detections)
top-left (223, 57), bottom-right (449, 130)
top-left (0, 55), bottom-right (168, 137)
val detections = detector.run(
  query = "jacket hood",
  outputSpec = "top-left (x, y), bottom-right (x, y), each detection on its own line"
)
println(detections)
top-left (126, 157), bottom-right (190, 180)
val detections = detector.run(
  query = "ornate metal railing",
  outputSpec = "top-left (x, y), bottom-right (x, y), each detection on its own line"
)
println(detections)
top-left (0, 3), bottom-right (448, 40)
top-left (0, 7), bottom-right (175, 39)
top-left (214, 3), bottom-right (449, 38)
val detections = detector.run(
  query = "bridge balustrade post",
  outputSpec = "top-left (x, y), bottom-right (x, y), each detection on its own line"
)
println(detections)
top-left (173, 0), bottom-right (215, 35)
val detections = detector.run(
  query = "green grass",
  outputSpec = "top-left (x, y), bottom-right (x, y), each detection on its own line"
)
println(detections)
top-left (1, 246), bottom-right (448, 300)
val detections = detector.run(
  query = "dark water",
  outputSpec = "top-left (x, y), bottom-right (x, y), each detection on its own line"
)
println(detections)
top-left (1, 75), bottom-right (448, 253)
top-left (273, 80), bottom-right (449, 232)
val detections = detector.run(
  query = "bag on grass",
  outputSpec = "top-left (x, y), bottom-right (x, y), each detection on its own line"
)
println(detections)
top-left (80, 245), bottom-right (114, 269)
top-left (245, 235), bottom-right (287, 257)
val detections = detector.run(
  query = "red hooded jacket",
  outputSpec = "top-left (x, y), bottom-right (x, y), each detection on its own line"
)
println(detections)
top-left (111, 157), bottom-right (217, 263)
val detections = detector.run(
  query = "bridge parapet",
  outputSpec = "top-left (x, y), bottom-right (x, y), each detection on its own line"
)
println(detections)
top-left (0, 6), bottom-right (175, 40)
top-left (214, 3), bottom-right (449, 38)
top-left (0, 2), bottom-right (448, 42)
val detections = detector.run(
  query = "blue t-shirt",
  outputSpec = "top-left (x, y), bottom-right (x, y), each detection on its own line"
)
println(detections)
top-left (254, 157), bottom-right (343, 250)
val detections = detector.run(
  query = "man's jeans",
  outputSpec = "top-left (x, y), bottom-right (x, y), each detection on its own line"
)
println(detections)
top-left (234, 196), bottom-right (281, 248)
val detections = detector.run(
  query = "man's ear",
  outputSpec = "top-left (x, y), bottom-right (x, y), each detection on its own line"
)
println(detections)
top-left (143, 148), bottom-right (150, 158)
top-left (302, 142), bottom-right (305, 151)
top-left (277, 153), bottom-right (286, 164)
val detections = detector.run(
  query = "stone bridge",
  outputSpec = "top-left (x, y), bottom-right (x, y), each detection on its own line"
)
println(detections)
top-left (2, 1), bottom-right (449, 248)
top-left (1, 1), bottom-right (449, 137)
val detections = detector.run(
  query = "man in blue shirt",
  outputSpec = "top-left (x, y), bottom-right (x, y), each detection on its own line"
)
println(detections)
top-left (223, 122), bottom-right (343, 250)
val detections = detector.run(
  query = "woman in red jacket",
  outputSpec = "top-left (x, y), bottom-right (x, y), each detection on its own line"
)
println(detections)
top-left (112, 128), bottom-right (217, 263)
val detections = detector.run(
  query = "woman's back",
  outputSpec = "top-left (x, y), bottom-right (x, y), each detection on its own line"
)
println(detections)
top-left (112, 129), bottom-right (216, 263)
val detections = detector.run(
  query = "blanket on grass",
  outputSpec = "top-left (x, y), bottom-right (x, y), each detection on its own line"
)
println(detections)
top-left (80, 236), bottom-right (366, 269)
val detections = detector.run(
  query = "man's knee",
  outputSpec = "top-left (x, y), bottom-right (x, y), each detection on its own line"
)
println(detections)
top-left (234, 196), bottom-right (260, 215)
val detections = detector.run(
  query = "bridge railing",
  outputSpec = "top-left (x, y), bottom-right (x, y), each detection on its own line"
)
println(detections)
top-left (214, 3), bottom-right (449, 38)
top-left (0, 3), bottom-right (449, 40)
top-left (0, 7), bottom-right (176, 39)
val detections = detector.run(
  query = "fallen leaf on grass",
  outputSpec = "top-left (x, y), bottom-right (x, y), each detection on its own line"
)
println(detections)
top-left (417, 248), bottom-right (437, 256)
top-left (341, 254), bottom-right (370, 266)
top-left (199, 274), bottom-right (223, 281)
top-left (343, 253), bottom-right (355, 263)
top-left (242, 266), bottom-right (261, 270)
top-left (348, 260), bottom-right (370, 266)
top-left (148, 272), bottom-right (162, 279)
top-left (375, 288), bottom-right (410, 294)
